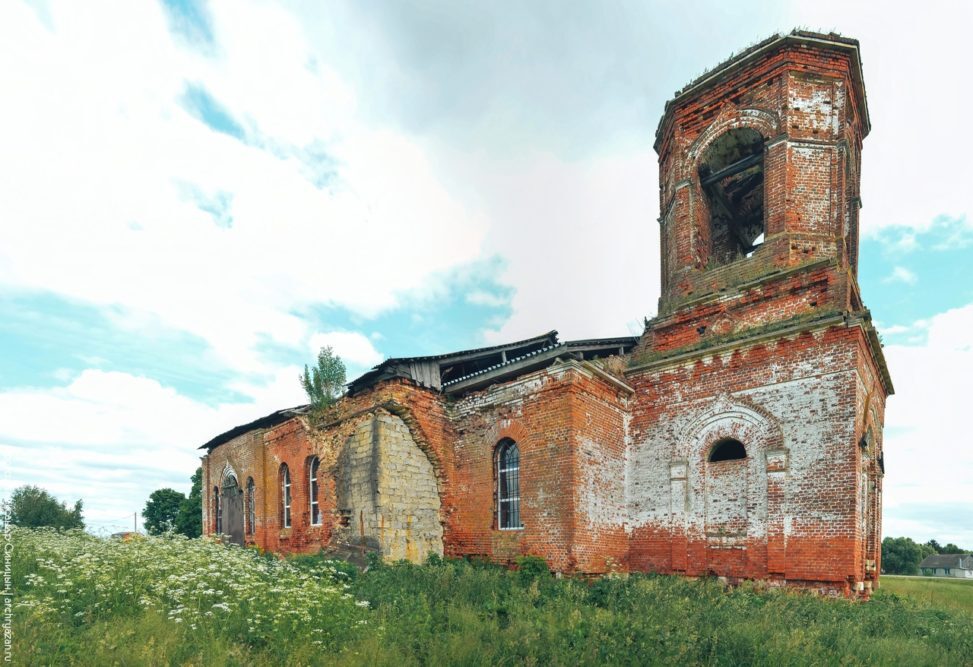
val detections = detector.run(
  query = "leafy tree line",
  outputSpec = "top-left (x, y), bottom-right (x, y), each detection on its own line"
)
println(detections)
top-left (3, 486), bottom-right (84, 529)
top-left (0, 469), bottom-right (202, 538)
top-left (882, 536), bottom-right (970, 575)
top-left (142, 467), bottom-right (202, 537)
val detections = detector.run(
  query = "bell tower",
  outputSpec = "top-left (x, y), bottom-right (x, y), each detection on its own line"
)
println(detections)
top-left (627, 32), bottom-right (893, 597)
top-left (653, 31), bottom-right (869, 324)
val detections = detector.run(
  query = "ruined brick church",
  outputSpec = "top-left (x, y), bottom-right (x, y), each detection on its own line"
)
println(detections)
top-left (201, 31), bottom-right (892, 597)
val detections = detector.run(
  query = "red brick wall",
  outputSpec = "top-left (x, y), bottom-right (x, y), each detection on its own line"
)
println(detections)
top-left (202, 366), bottom-right (634, 573)
top-left (626, 322), bottom-right (886, 595)
top-left (204, 380), bottom-right (455, 557)
top-left (448, 365), bottom-right (585, 570)
top-left (443, 362), bottom-right (633, 572)
top-left (201, 428), bottom-right (266, 544)
top-left (569, 370), bottom-right (630, 573)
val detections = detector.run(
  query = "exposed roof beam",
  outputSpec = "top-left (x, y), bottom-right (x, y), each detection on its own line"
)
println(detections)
top-left (700, 152), bottom-right (762, 187)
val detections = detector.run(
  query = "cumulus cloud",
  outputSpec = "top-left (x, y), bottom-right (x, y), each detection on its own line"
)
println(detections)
top-left (465, 291), bottom-right (509, 307)
top-left (308, 331), bottom-right (384, 368)
top-left (884, 266), bottom-right (918, 285)
top-left (0, 0), bottom-right (489, 379)
top-left (0, 366), bottom-right (307, 532)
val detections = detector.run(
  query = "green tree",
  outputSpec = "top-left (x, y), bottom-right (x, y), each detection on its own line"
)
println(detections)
top-left (924, 539), bottom-right (967, 555)
top-left (301, 346), bottom-right (347, 411)
top-left (7, 485), bottom-right (84, 529)
top-left (174, 467), bottom-right (203, 538)
top-left (142, 488), bottom-right (186, 535)
top-left (882, 536), bottom-right (923, 574)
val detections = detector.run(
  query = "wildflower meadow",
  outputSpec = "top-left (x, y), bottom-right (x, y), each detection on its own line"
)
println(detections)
top-left (11, 528), bottom-right (367, 664)
top-left (9, 528), bottom-right (973, 665)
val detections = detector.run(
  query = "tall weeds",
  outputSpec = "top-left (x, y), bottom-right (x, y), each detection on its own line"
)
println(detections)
top-left (10, 529), bottom-right (973, 666)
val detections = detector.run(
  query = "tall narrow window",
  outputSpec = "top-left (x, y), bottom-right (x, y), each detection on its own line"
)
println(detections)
top-left (497, 439), bottom-right (523, 530)
top-left (246, 477), bottom-right (255, 536)
top-left (213, 487), bottom-right (222, 534)
top-left (309, 456), bottom-right (321, 525)
top-left (281, 464), bottom-right (292, 529)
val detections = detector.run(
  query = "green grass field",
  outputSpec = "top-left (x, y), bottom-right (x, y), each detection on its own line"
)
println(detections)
top-left (10, 529), bottom-right (973, 666)
top-left (879, 575), bottom-right (973, 616)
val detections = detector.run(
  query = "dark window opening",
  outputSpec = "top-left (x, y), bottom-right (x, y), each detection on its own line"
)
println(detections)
top-left (699, 128), bottom-right (765, 266)
top-left (213, 486), bottom-right (221, 534)
top-left (497, 439), bottom-right (523, 529)
top-left (709, 438), bottom-right (747, 462)
top-left (246, 477), bottom-right (255, 536)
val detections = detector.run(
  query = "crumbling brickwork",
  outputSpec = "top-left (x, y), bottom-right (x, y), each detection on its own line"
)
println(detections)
top-left (626, 31), bottom-right (890, 597)
top-left (201, 31), bottom-right (890, 598)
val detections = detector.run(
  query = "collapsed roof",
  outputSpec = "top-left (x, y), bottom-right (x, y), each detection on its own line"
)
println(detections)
top-left (200, 331), bottom-right (637, 451)
top-left (346, 330), bottom-right (637, 396)
top-left (198, 405), bottom-right (308, 452)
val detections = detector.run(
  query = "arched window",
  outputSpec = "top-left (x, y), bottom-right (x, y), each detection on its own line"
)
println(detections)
top-left (280, 464), bottom-right (292, 528)
top-left (309, 456), bottom-right (321, 526)
top-left (699, 128), bottom-right (765, 265)
top-left (213, 486), bottom-right (221, 534)
top-left (246, 477), bottom-right (255, 536)
top-left (709, 438), bottom-right (747, 462)
top-left (496, 439), bottom-right (523, 530)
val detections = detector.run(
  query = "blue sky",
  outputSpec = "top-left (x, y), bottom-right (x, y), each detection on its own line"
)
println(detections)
top-left (0, 0), bottom-right (971, 545)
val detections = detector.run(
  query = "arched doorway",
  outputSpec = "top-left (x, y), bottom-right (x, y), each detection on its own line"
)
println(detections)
top-left (221, 473), bottom-right (244, 545)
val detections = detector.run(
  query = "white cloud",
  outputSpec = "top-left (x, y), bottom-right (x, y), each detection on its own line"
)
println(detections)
top-left (883, 266), bottom-right (917, 285)
top-left (0, 0), bottom-right (489, 378)
top-left (465, 290), bottom-right (509, 307)
top-left (308, 331), bottom-right (384, 367)
top-left (0, 368), bottom-right (303, 451)
top-left (882, 302), bottom-right (973, 545)
top-left (0, 366), bottom-right (307, 532)
top-left (879, 324), bottom-right (911, 336)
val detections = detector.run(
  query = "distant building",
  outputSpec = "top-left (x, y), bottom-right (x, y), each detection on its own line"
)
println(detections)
top-left (919, 554), bottom-right (973, 578)
top-left (199, 30), bottom-right (891, 598)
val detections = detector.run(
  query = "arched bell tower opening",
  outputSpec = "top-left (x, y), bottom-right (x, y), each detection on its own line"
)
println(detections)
top-left (699, 128), bottom-right (765, 266)
top-left (652, 31), bottom-right (876, 316)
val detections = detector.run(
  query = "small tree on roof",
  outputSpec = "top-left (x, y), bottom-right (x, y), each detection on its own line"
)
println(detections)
top-left (301, 346), bottom-right (346, 413)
